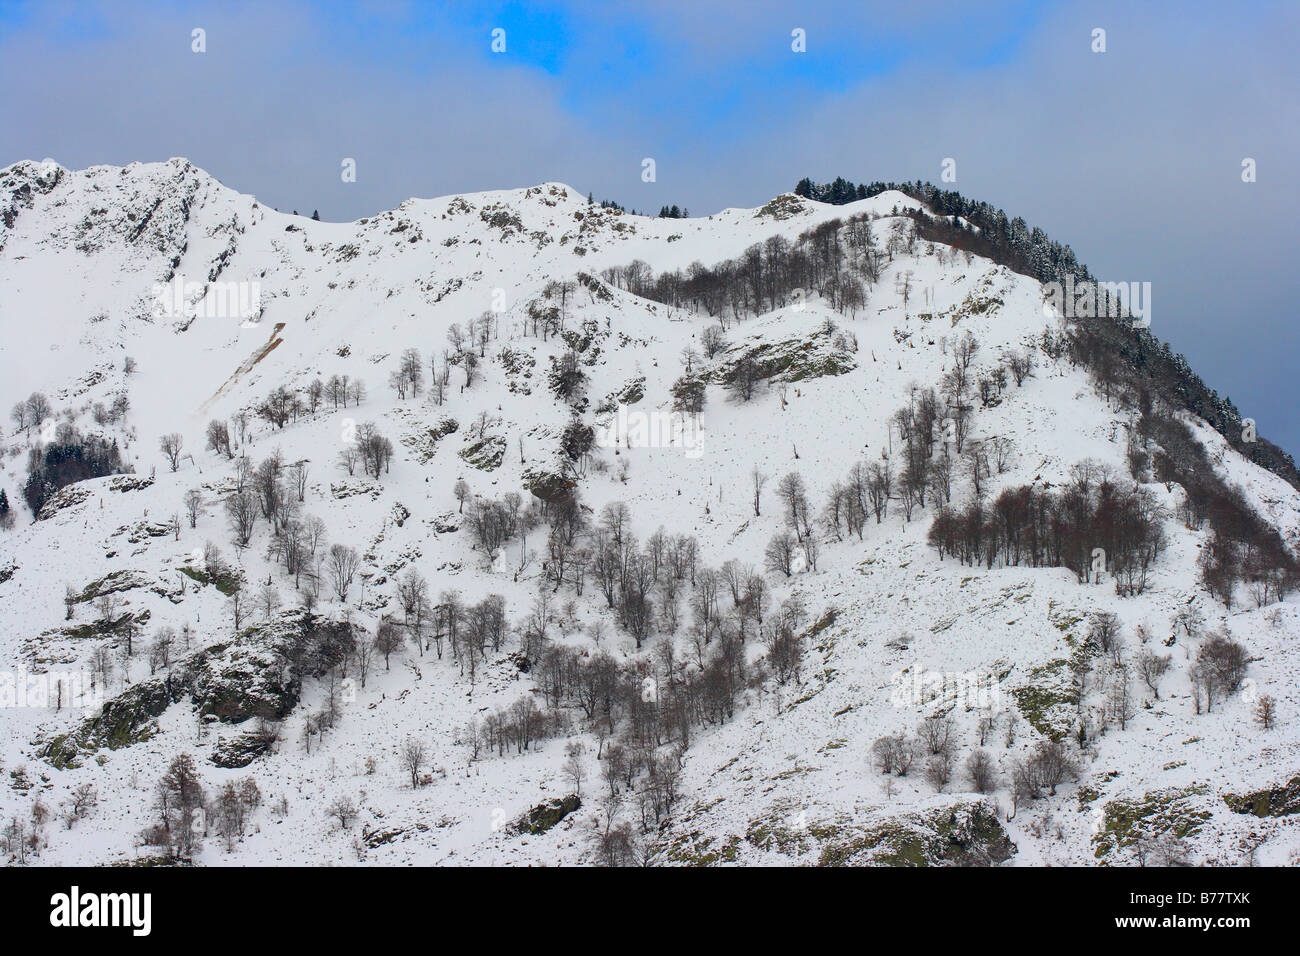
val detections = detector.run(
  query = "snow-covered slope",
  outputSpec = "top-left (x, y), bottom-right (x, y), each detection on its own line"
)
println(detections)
top-left (1, 159), bottom-right (1296, 867)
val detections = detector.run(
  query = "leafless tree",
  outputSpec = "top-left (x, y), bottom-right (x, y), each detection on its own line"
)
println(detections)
top-left (183, 488), bottom-right (203, 528)
top-left (337, 443), bottom-right (360, 476)
top-left (1031, 739), bottom-right (1076, 796)
top-left (257, 584), bottom-right (281, 621)
top-left (290, 461), bottom-right (309, 502)
top-left (1256, 694), bottom-right (1276, 730)
top-left (375, 618), bottom-right (405, 669)
top-left (327, 795), bottom-right (358, 830)
top-left (871, 734), bottom-right (914, 776)
top-left (447, 323), bottom-right (466, 355)
top-left (966, 749), bottom-right (996, 793)
top-left (329, 545), bottom-right (360, 601)
top-left (564, 741), bottom-right (587, 796)
top-left (925, 750), bottom-right (955, 791)
top-left (205, 420), bottom-right (234, 458)
top-left (700, 324), bottom-right (728, 359)
top-left (764, 532), bottom-right (797, 577)
top-left (1197, 632), bottom-right (1248, 698)
top-left (1135, 647), bottom-right (1171, 700)
top-left (918, 714), bottom-right (955, 756)
top-left (1088, 611), bottom-right (1121, 654)
top-left (69, 783), bottom-right (98, 820)
top-left (229, 589), bottom-right (246, 632)
top-left (402, 737), bottom-right (427, 788)
top-left (352, 630), bottom-right (375, 688)
top-left (225, 489), bottom-right (257, 549)
top-left (159, 432), bottom-right (184, 471)
top-left (750, 467), bottom-right (768, 517)
top-left (1005, 349), bottom-right (1035, 386)
top-left (25, 392), bottom-right (52, 431)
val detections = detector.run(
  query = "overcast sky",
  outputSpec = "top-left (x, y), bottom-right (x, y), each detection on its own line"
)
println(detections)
top-left (3, 0), bottom-right (1297, 453)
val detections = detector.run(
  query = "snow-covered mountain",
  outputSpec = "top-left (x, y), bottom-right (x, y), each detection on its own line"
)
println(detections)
top-left (1, 157), bottom-right (1297, 866)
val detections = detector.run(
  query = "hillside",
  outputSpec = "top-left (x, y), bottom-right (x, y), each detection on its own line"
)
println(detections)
top-left (0, 158), bottom-right (1296, 867)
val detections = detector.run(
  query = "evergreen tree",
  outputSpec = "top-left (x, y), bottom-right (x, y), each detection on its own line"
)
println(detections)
top-left (311, 209), bottom-right (320, 221)
top-left (0, 488), bottom-right (8, 516)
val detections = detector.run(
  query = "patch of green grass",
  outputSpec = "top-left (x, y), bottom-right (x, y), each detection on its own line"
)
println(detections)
top-left (511, 794), bottom-right (581, 835)
top-left (459, 434), bottom-right (506, 471)
top-left (178, 565), bottom-right (242, 596)
top-left (1223, 776), bottom-right (1300, 818)
top-left (1047, 601), bottom-right (1085, 636)
top-left (715, 330), bottom-right (856, 387)
top-left (753, 194), bottom-right (807, 220)
top-left (817, 803), bottom-right (1014, 867)
top-left (665, 832), bottom-right (742, 866)
top-left (1092, 785), bottom-right (1210, 860)
top-left (771, 765), bottom-right (820, 781)
top-left (1012, 659), bottom-right (1077, 741)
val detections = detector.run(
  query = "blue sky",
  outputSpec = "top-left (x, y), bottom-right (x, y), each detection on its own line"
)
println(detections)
top-left (1, 0), bottom-right (1297, 455)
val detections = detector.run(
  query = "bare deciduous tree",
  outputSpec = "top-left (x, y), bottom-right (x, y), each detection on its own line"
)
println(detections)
top-left (159, 433), bottom-right (184, 471)
top-left (966, 749), bottom-right (996, 793)
top-left (183, 488), bottom-right (203, 528)
top-left (402, 737), bottom-right (427, 788)
top-left (329, 545), bottom-right (360, 601)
